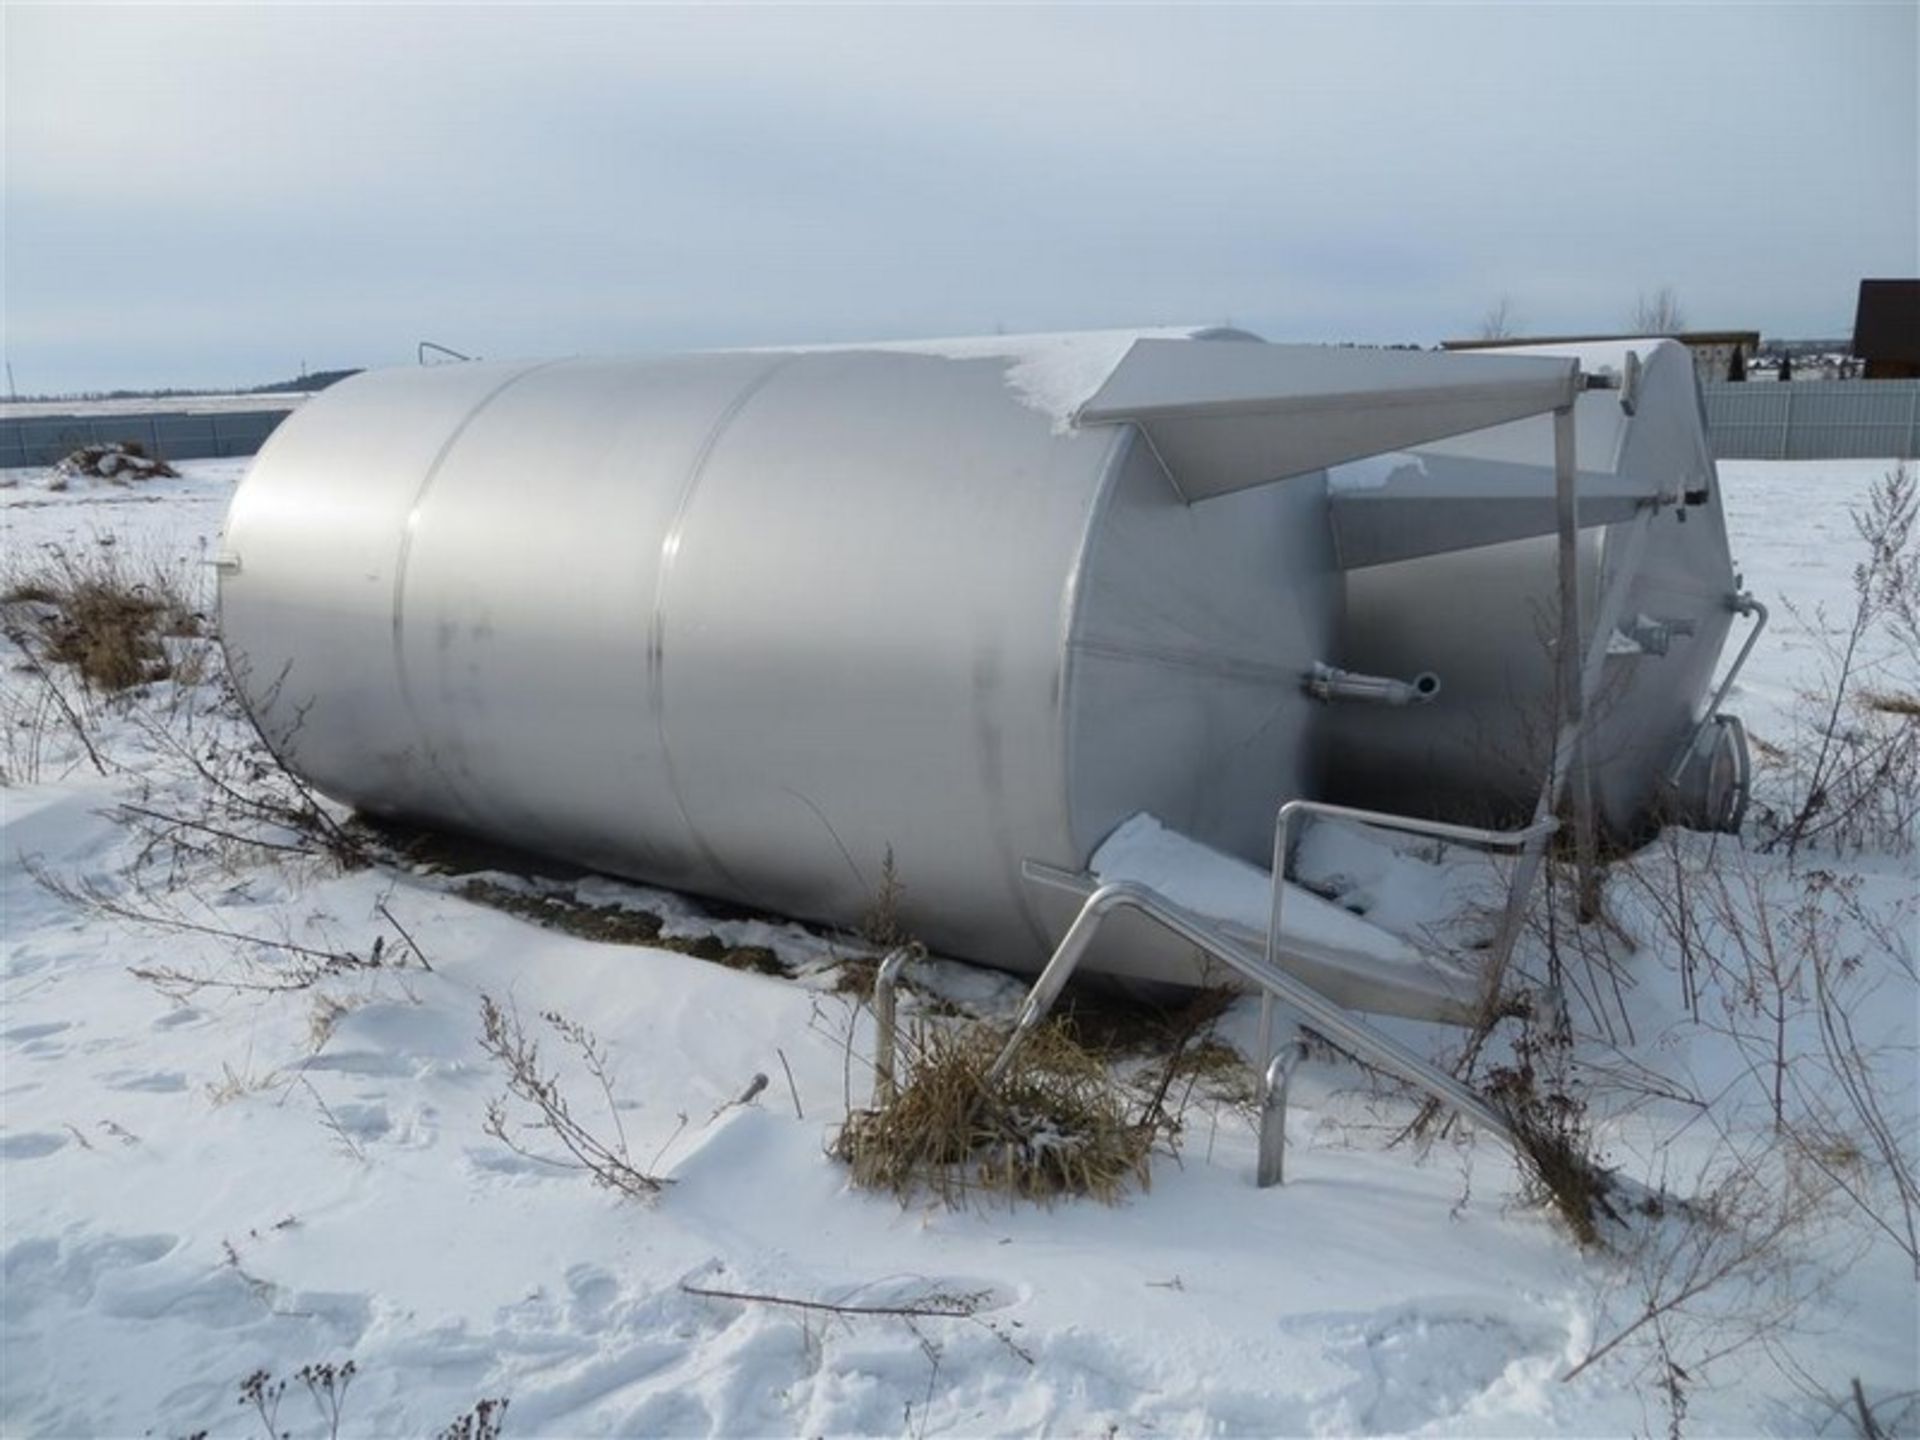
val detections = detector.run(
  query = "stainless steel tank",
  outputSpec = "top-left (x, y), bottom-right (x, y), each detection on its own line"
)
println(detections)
top-left (218, 333), bottom-right (1338, 974)
top-left (218, 330), bottom-right (1748, 995)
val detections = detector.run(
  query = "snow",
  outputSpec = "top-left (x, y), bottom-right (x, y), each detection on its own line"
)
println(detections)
top-left (2, 456), bottom-right (1915, 1437)
top-left (1325, 451), bottom-right (1428, 494)
top-left (1090, 811), bottom-right (1442, 967)
top-left (748, 327), bottom-right (1222, 432)
top-left (1717, 458), bottom-right (1911, 741)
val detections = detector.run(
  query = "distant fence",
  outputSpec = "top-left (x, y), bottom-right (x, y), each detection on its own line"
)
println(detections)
top-left (0, 405), bottom-right (295, 469)
top-left (1702, 379), bottom-right (1920, 461)
top-left (9, 382), bottom-right (1913, 470)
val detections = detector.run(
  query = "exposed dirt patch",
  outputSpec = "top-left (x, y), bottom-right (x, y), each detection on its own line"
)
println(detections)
top-left (459, 880), bottom-right (785, 976)
top-left (56, 442), bottom-right (179, 483)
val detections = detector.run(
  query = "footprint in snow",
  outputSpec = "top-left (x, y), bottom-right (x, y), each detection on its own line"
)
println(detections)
top-left (3, 1024), bottom-right (73, 1059)
top-left (463, 1147), bottom-right (554, 1180)
top-left (2, 1021), bottom-right (71, 1045)
top-left (100, 1261), bottom-right (272, 1330)
top-left (325, 1102), bottom-right (392, 1140)
top-left (566, 1263), bottom-right (621, 1328)
top-left (1283, 1305), bottom-right (1564, 1435)
top-left (0, 1132), bottom-right (67, 1159)
top-left (300, 1049), bottom-right (415, 1079)
top-left (1, 1230), bottom-right (178, 1318)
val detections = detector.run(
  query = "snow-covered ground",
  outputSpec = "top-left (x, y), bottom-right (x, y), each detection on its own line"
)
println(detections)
top-left (2, 458), bottom-right (1914, 1437)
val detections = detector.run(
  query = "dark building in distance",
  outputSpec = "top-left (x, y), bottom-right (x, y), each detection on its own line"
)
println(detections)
top-left (1852, 280), bottom-right (1920, 380)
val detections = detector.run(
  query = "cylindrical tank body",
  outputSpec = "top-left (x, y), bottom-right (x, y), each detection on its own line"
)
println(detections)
top-left (219, 336), bottom-right (1339, 974)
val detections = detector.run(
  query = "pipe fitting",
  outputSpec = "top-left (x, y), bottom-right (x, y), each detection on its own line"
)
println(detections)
top-left (1304, 662), bottom-right (1441, 707)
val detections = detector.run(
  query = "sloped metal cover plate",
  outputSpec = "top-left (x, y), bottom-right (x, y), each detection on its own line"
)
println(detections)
top-left (1076, 340), bottom-right (1579, 501)
top-left (1328, 452), bottom-right (1658, 569)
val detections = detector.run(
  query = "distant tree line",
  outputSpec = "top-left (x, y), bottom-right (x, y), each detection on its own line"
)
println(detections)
top-left (10, 369), bottom-right (362, 405)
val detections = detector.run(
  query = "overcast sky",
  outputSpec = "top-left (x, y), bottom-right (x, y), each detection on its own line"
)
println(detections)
top-left (5, 3), bottom-right (1915, 394)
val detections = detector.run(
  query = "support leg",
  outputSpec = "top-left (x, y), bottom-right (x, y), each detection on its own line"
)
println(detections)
top-left (870, 946), bottom-right (916, 1107)
top-left (1554, 403), bottom-right (1600, 921)
top-left (1256, 1039), bottom-right (1313, 1188)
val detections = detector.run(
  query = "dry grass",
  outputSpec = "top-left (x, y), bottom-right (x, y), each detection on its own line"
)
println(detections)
top-left (856, 845), bottom-right (912, 951)
top-left (3, 543), bottom-right (201, 692)
top-left (1147, 1036), bottom-right (1258, 1109)
top-left (1862, 689), bottom-right (1920, 719)
top-left (835, 1020), bottom-right (1155, 1206)
top-left (1757, 465), bottom-right (1919, 858)
top-left (1488, 1080), bottom-right (1624, 1248)
top-left (1055, 985), bottom-right (1257, 1114)
top-left (830, 957), bottom-right (882, 1001)
top-left (478, 994), bottom-right (667, 1199)
top-left (1054, 984), bottom-right (1234, 1057)
top-left (1478, 995), bottom-right (1623, 1248)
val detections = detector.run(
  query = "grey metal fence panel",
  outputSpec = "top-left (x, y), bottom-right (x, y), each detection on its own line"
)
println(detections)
top-left (0, 408), bottom-right (294, 468)
top-left (1703, 380), bottom-right (1920, 461)
top-left (10, 386), bottom-right (1914, 468)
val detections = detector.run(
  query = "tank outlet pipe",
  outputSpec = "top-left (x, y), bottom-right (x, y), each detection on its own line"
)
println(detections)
top-left (1304, 662), bottom-right (1441, 707)
top-left (1665, 592), bottom-right (1769, 787)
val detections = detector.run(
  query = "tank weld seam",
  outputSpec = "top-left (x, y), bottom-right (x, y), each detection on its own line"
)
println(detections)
top-left (1070, 636), bottom-right (1306, 685)
top-left (648, 354), bottom-right (803, 889)
top-left (1055, 426), bottom-right (1131, 841)
top-left (390, 359), bottom-right (567, 827)
top-left (1048, 422), bottom-right (1135, 959)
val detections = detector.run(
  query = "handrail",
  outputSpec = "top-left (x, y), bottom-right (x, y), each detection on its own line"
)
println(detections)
top-left (1267, 799), bottom-right (1557, 967)
top-left (1258, 799), bottom-right (1558, 1070)
top-left (1270, 798), bottom-right (1557, 862)
top-left (418, 340), bottom-right (474, 365)
top-left (982, 880), bottom-right (1517, 1150)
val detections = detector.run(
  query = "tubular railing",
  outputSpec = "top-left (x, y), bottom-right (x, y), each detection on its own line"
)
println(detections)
top-left (1257, 799), bottom-right (1558, 1073)
top-left (959, 796), bottom-right (1560, 1189)
top-left (417, 341), bottom-right (474, 365)
top-left (980, 879), bottom-right (1520, 1177)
